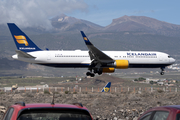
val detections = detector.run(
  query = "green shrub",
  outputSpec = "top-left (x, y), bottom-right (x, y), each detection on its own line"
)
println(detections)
top-left (82, 92), bottom-right (88, 94)
top-left (44, 90), bottom-right (50, 94)
top-left (157, 89), bottom-right (164, 93)
top-left (65, 91), bottom-right (70, 94)
top-left (0, 91), bottom-right (5, 94)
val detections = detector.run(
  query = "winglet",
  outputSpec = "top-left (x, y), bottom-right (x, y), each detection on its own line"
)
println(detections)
top-left (80, 31), bottom-right (92, 45)
top-left (101, 82), bottom-right (111, 92)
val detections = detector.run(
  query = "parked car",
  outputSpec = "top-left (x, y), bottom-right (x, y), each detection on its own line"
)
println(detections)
top-left (138, 105), bottom-right (180, 120)
top-left (2, 101), bottom-right (93, 120)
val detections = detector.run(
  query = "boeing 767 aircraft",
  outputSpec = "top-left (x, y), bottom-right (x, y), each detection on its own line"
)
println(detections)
top-left (8, 23), bottom-right (175, 77)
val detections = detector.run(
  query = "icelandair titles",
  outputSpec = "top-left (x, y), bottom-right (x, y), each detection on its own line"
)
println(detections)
top-left (127, 53), bottom-right (156, 56)
top-left (19, 47), bottom-right (36, 50)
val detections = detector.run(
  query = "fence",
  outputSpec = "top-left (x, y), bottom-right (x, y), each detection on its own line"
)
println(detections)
top-left (1, 86), bottom-right (179, 93)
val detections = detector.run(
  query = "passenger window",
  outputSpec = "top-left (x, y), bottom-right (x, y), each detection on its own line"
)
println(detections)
top-left (139, 112), bottom-right (152, 120)
top-left (152, 111), bottom-right (169, 120)
top-left (3, 107), bottom-right (14, 120)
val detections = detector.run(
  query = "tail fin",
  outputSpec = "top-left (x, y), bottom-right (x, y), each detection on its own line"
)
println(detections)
top-left (101, 82), bottom-right (111, 92)
top-left (7, 23), bottom-right (41, 52)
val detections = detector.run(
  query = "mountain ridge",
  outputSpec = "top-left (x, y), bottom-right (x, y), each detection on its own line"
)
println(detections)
top-left (51, 14), bottom-right (103, 32)
top-left (104, 15), bottom-right (180, 37)
top-left (1, 15), bottom-right (180, 37)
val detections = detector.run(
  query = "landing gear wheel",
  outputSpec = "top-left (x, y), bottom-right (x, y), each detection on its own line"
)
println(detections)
top-left (86, 72), bottom-right (91, 76)
top-left (98, 71), bottom-right (102, 75)
top-left (90, 73), bottom-right (95, 77)
top-left (86, 72), bottom-right (95, 77)
top-left (160, 72), bottom-right (164, 75)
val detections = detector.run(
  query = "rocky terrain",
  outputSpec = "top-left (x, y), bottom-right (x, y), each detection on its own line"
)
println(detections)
top-left (0, 90), bottom-right (179, 120)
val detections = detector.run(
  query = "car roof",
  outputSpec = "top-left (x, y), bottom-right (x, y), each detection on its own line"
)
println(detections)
top-left (138, 105), bottom-right (180, 120)
top-left (11, 102), bottom-right (88, 110)
top-left (149, 105), bottom-right (180, 111)
top-left (2, 102), bottom-right (92, 120)
top-left (165, 105), bottom-right (180, 109)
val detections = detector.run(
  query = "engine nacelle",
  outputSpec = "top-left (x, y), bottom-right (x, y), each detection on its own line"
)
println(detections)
top-left (102, 68), bottom-right (115, 73)
top-left (114, 60), bottom-right (129, 69)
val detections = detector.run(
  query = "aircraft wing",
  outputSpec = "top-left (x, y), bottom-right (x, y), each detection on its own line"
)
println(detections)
top-left (80, 31), bottom-right (114, 63)
top-left (16, 50), bottom-right (36, 58)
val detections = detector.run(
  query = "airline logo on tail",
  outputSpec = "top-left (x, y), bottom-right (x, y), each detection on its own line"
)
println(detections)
top-left (14, 35), bottom-right (29, 46)
top-left (101, 82), bottom-right (111, 92)
top-left (104, 87), bottom-right (110, 92)
top-left (83, 37), bottom-right (88, 41)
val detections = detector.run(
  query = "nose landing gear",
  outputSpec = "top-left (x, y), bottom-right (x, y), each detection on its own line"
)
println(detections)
top-left (160, 71), bottom-right (164, 75)
top-left (160, 67), bottom-right (165, 75)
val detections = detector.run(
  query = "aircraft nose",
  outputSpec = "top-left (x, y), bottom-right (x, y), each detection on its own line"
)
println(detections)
top-left (170, 58), bottom-right (176, 63)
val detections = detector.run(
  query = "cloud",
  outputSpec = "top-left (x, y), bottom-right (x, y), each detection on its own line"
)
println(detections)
top-left (0, 0), bottom-right (88, 29)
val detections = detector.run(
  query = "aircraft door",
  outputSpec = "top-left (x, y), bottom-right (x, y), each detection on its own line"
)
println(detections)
top-left (47, 53), bottom-right (51, 60)
top-left (159, 54), bottom-right (163, 61)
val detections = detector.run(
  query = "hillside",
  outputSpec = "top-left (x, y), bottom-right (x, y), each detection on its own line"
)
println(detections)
top-left (104, 15), bottom-right (180, 37)
top-left (51, 14), bottom-right (103, 32)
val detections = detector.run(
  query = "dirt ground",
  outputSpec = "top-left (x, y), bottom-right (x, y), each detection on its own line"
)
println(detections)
top-left (0, 90), bottom-right (180, 120)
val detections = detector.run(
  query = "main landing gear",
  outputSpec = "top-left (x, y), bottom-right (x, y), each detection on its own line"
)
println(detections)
top-left (86, 72), bottom-right (95, 77)
top-left (160, 67), bottom-right (165, 75)
top-left (86, 68), bottom-right (103, 77)
top-left (86, 71), bottom-right (103, 77)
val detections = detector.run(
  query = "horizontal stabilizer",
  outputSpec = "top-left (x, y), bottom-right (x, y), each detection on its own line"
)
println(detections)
top-left (16, 50), bottom-right (36, 58)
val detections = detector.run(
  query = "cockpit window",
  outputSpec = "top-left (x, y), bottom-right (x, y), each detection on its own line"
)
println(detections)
top-left (168, 56), bottom-right (172, 58)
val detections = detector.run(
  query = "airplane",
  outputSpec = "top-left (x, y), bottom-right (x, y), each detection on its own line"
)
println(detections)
top-left (7, 23), bottom-right (176, 77)
top-left (101, 82), bottom-right (111, 92)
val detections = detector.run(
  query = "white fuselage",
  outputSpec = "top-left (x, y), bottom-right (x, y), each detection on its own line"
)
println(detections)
top-left (12, 50), bottom-right (175, 68)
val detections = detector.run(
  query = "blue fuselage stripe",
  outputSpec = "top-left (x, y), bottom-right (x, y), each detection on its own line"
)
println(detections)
top-left (37, 63), bottom-right (171, 68)
top-left (128, 64), bottom-right (171, 68)
top-left (37, 63), bottom-right (90, 68)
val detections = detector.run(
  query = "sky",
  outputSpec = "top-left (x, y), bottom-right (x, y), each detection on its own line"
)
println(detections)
top-left (69, 0), bottom-right (180, 26)
top-left (0, 0), bottom-right (179, 29)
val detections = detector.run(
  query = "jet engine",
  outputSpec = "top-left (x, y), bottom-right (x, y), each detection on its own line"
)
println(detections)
top-left (108, 60), bottom-right (129, 69)
top-left (115, 60), bottom-right (129, 69)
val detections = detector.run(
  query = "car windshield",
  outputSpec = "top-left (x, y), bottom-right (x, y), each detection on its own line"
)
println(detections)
top-left (17, 109), bottom-right (92, 120)
top-left (176, 113), bottom-right (180, 120)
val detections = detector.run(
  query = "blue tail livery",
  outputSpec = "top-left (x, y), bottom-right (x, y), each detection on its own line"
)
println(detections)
top-left (101, 82), bottom-right (111, 92)
top-left (7, 23), bottom-right (41, 52)
top-left (80, 31), bottom-right (93, 45)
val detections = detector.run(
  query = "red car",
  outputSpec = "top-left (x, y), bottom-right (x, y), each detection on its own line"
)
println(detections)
top-left (138, 105), bottom-right (180, 120)
top-left (2, 102), bottom-right (93, 120)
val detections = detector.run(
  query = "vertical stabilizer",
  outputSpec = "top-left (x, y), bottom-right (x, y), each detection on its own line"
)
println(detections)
top-left (101, 82), bottom-right (111, 92)
top-left (7, 23), bottom-right (41, 52)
